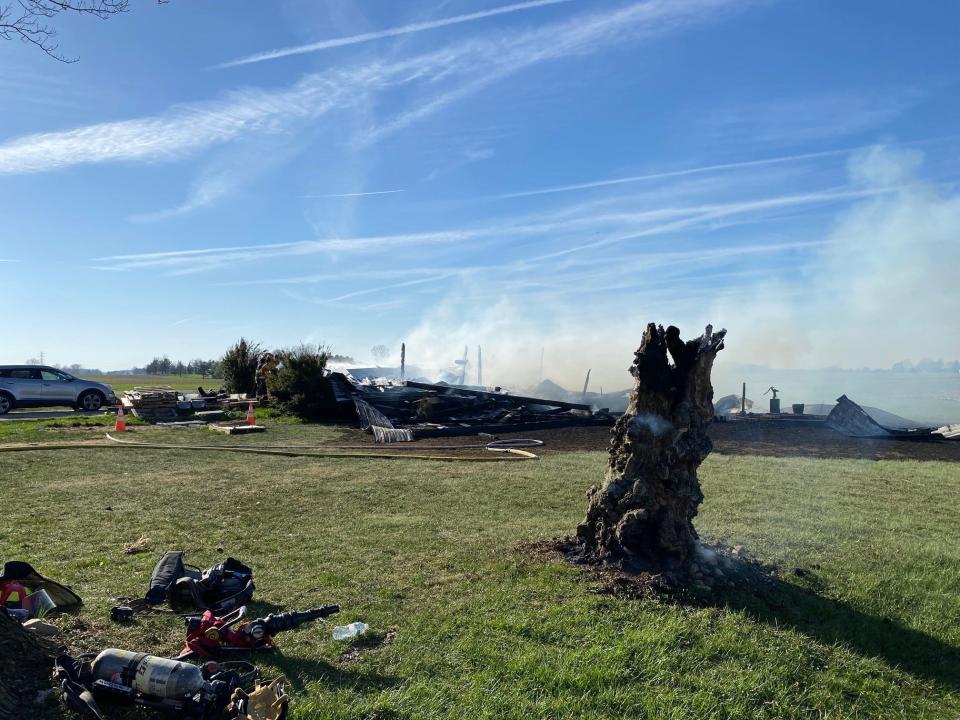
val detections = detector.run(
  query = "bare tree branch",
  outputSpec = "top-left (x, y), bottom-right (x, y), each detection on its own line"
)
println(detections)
top-left (0, 0), bottom-right (135, 62)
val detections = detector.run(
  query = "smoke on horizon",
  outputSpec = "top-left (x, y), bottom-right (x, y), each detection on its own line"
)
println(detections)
top-left (391, 146), bottom-right (960, 395)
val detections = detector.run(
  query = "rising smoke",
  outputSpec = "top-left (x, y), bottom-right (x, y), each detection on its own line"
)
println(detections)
top-left (399, 146), bottom-right (960, 395)
top-left (715, 145), bottom-right (960, 369)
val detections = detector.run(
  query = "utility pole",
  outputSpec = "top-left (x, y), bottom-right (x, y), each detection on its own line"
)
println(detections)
top-left (400, 343), bottom-right (406, 381)
top-left (457, 345), bottom-right (468, 386)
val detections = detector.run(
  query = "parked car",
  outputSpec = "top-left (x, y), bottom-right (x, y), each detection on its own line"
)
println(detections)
top-left (0, 366), bottom-right (115, 414)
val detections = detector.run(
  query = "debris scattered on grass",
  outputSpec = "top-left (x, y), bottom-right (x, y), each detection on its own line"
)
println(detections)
top-left (123, 537), bottom-right (150, 555)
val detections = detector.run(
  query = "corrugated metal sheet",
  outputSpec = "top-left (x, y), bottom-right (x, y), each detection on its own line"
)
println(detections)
top-left (353, 397), bottom-right (396, 430)
top-left (825, 395), bottom-right (936, 439)
top-left (371, 426), bottom-right (414, 443)
top-left (935, 424), bottom-right (960, 440)
top-left (328, 372), bottom-right (357, 404)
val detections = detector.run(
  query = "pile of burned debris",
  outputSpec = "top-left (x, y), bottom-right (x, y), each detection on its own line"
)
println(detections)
top-left (329, 373), bottom-right (615, 442)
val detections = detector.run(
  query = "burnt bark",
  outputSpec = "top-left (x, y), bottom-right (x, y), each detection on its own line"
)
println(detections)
top-left (0, 610), bottom-right (54, 716)
top-left (576, 323), bottom-right (725, 579)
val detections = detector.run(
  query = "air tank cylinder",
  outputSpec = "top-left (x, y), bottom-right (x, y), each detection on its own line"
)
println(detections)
top-left (91, 649), bottom-right (206, 699)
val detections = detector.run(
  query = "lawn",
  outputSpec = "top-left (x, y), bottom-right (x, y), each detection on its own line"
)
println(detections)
top-left (78, 374), bottom-right (223, 393)
top-left (1, 419), bottom-right (958, 719)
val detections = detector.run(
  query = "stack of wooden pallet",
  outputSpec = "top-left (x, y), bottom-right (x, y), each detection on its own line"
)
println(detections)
top-left (122, 386), bottom-right (179, 418)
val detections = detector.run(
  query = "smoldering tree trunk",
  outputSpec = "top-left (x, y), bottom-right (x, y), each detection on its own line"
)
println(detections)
top-left (576, 323), bottom-right (725, 577)
top-left (0, 610), bottom-right (54, 716)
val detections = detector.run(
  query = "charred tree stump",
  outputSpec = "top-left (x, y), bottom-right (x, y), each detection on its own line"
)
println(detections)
top-left (575, 323), bottom-right (725, 583)
top-left (0, 610), bottom-right (55, 716)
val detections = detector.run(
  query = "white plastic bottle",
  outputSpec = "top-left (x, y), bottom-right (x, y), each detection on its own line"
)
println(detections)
top-left (332, 622), bottom-right (369, 640)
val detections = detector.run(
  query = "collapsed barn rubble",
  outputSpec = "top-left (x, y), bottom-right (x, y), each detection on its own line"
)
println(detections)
top-left (329, 372), bottom-right (616, 442)
top-left (825, 394), bottom-right (959, 440)
top-left (717, 391), bottom-right (959, 442)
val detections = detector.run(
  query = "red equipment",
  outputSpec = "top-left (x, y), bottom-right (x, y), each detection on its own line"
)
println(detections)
top-left (0, 580), bottom-right (28, 609)
top-left (180, 604), bottom-right (339, 659)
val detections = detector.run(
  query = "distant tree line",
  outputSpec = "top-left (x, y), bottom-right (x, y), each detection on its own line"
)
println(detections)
top-left (891, 359), bottom-right (960, 373)
top-left (144, 356), bottom-right (222, 377)
top-left (58, 363), bottom-right (103, 375)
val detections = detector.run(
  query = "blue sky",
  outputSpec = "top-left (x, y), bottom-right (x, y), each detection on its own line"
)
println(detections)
top-left (1, 0), bottom-right (958, 389)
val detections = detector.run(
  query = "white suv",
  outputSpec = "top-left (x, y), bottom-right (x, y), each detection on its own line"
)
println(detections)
top-left (0, 366), bottom-right (115, 414)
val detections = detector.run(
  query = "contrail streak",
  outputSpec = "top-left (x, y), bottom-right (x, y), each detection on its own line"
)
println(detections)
top-left (305, 189), bottom-right (406, 198)
top-left (213, 0), bottom-right (575, 69)
top-left (493, 148), bottom-right (851, 200)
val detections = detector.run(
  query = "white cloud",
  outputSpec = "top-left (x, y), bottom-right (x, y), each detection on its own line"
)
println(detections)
top-left (355, 0), bottom-right (742, 146)
top-left (705, 88), bottom-right (929, 144)
top-left (129, 173), bottom-right (234, 222)
top-left (129, 137), bottom-right (305, 222)
top-left (213, 0), bottom-right (576, 69)
top-left (492, 148), bottom-right (850, 200)
top-left (0, 74), bottom-right (349, 174)
top-left (464, 147), bottom-right (495, 162)
top-left (93, 183), bottom-right (864, 274)
top-left (92, 181), bottom-right (882, 276)
top-left (0, 0), bottom-right (742, 175)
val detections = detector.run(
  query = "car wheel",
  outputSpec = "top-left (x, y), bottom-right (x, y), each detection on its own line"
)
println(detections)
top-left (78, 390), bottom-right (105, 412)
top-left (0, 393), bottom-right (13, 415)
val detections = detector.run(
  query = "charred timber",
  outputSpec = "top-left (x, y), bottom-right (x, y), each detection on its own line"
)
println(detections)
top-left (403, 381), bottom-right (592, 412)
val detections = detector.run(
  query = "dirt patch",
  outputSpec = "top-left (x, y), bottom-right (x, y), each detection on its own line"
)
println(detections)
top-left (524, 538), bottom-right (778, 599)
top-left (709, 417), bottom-right (960, 462)
top-left (339, 628), bottom-right (397, 664)
top-left (405, 420), bottom-right (960, 461)
top-left (10, 418), bottom-right (959, 461)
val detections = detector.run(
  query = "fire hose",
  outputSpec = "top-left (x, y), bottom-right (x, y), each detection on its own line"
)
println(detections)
top-left (0, 436), bottom-right (542, 461)
top-left (103, 434), bottom-right (541, 460)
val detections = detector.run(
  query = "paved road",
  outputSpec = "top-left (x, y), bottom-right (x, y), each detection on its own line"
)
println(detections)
top-left (0, 410), bottom-right (106, 422)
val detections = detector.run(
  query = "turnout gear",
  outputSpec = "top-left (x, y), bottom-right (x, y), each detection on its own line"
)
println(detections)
top-left (145, 552), bottom-right (255, 612)
top-left (0, 559), bottom-right (82, 609)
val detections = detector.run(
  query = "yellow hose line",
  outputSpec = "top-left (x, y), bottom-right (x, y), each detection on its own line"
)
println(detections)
top-left (102, 433), bottom-right (539, 461)
top-left (0, 438), bottom-right (537, 461)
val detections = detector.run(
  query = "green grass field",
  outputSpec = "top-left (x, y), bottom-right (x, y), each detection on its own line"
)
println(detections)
top-left (1, 419), bottom-right (958, 719)
top-left (78, 374), bottom-right (223, 393)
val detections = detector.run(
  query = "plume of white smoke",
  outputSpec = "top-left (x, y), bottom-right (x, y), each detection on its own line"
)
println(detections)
top-left (715, 145), bottom-right (960, 369)
top-left (401, 295), bottom-right (651, 391)
top-left (400, 146), bottom-right (960, 393)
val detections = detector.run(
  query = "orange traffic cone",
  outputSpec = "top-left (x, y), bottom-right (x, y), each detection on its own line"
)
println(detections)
top-left (115, 404), bottom-right (127, 432)
top-left (246, 401), bottom-right (256, 426)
